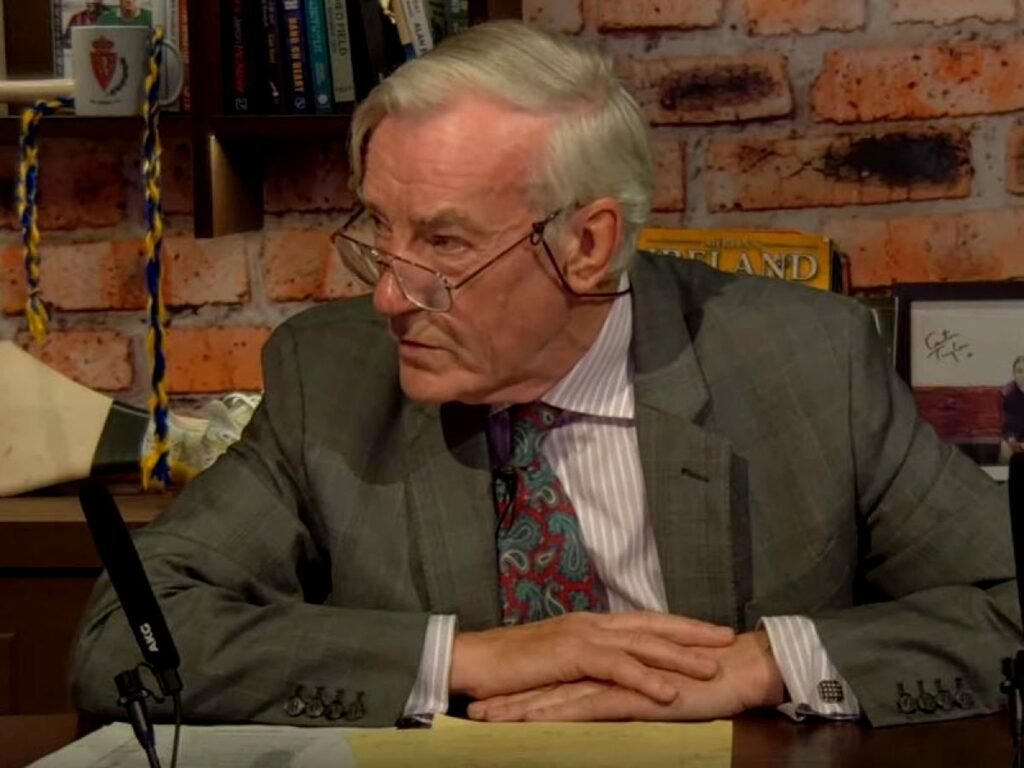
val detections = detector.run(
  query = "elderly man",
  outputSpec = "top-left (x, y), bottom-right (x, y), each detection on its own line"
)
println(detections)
top-left (74, 21), bottom-right (1017, 728)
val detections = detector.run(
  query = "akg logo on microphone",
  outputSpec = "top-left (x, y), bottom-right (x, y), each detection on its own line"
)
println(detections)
top-left (139, 622), bottom-right (159, 653)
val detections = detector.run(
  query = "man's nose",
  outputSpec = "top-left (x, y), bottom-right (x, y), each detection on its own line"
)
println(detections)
top-left (372, 269), bottom-right (416, 317)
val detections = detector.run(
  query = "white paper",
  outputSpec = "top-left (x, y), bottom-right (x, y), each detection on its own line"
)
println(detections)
top-left (29, 723), bottom-right (360, 768)
top-left (909, 300), bottom-right (1024, 387)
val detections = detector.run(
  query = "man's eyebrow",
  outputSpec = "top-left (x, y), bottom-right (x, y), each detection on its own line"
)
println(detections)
top-left (359, 201), bottom-right (488, 236)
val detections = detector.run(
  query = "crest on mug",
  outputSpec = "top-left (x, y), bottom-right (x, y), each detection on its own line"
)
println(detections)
top-left (90, 36), bottom-right (118, 92)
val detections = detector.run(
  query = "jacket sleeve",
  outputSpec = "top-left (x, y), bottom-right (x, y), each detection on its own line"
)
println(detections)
top-left (811, 305), bottom-right (1019, 727)
top-left (72, 324), bottom-right (430, 727)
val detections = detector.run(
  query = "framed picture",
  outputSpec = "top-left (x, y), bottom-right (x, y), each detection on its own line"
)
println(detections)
top-left (895, 282), bottom-right (1024, 482)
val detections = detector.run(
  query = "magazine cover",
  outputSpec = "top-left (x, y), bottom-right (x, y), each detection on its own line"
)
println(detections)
top-left (636, 228), bottom-right (841, 293)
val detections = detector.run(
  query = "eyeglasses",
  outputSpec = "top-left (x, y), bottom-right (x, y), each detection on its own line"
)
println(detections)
top-left (331, 206), bottom-right (631, 313)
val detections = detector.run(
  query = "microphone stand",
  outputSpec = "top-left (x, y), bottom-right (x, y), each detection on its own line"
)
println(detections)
top-left (116, 669), bottom-right (162, 768)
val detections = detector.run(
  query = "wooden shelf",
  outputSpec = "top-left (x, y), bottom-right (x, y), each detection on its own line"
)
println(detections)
top-left (0, 114), bottom-right (193, 143)
top-left (210, 113), bottom-right (354, 141)
top-left (0, 494), bottom-right (170, 569)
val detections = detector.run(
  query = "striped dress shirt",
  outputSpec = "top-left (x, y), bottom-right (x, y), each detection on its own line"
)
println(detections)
top-left (404, 286), bottom-right (860, 720)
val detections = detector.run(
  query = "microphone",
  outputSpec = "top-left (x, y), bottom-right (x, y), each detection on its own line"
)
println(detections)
top-left (79, 480), bottom-right (183, 696)
top-left (1003, 454), bottom-right (1024, 768)
top-left (1012, 454), bottom-right (1024, 626)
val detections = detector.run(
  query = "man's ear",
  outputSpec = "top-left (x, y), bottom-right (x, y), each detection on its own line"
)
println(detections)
top-left (560, 198), bottom-right (624, 292)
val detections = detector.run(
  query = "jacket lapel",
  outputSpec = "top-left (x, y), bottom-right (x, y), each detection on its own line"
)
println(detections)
top-left (403, 400), bottom-right (501, 631)
top-left (630, 258), bottom-right (750, 630)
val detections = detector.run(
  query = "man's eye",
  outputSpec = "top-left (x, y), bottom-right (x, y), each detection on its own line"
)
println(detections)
top-left (430, 235), bottom-right (467, 252)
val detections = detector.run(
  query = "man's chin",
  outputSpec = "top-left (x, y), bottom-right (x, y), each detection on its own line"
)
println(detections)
top-left (398, 367), bottom-right (463, 404)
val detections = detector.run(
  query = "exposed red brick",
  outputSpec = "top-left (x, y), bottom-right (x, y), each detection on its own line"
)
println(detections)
top-left (706, 127), bottom-right (972, 212)
top-left (890, 0), bottom-right (1017, 25)
top-left (1008, 123), bottom-right (1024, 195)
top-left (264, 142), bottom-right (355, 214)
top-left (165, 327), bottom-right (271, 393)
top-left (1, 241), bottom-right (146, 314)
top-left (621, 53), bottom-right (792, 125)
top-left (745, 0), bottom-right (865, 35)
top-left (37, 139), bottom-right (129, 229)
top-left (595, 0), bottom-right (724, 30)
top-left (263, 228), bottom-right (368, 302)
top-left (523, 0), bottom-right (583, 33)
top-left (825, 209), bottom-right (1024, 288)
top-left (17, 330), bottom-right (133, 391)
top-left (164, 234), bottom-right (250, 307)
top-left (651, 138), bottom-right (686, 211)
top-left (812, 41), bottom-right (1024, 123)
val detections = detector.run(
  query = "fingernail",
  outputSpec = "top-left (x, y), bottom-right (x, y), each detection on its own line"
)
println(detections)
top-left (658, 683), bottom-right (677, 701)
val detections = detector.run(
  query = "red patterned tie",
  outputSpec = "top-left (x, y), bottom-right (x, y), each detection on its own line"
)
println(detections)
top-left (493, 402), bottom-right (609, 625)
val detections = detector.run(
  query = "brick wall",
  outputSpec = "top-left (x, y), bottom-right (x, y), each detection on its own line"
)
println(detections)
top-left (2, 0), bottom-right (1023, 404)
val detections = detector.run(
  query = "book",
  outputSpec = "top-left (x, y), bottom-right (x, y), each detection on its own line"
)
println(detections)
top-left (323, 0), bottom-right (356, 104)
top-left (303, 0), bottom-right (335, 113)
top-left (398, 0), bottom-right (433, 57)
top-left (179, 0), bottom-right (190, 111)
top-left (636, 228), bottom-right (842, 293)
top-left (346, 0), bottom-right (403, 100)
top-left (259, 0), bottom-right (286, 111)
top-left (223, 0), bottom-right (251, 112)
top-left (279, 0), bottom-right (313, 113)
top-left (427, 0), bottom-right (447, 43)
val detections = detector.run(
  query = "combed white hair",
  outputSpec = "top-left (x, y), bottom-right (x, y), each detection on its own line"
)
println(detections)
top-left (349, 20), bottom-right (652, 270)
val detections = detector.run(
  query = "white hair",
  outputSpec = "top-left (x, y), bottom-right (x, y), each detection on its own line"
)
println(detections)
top-left (349, 21), bottom-right (653, 271)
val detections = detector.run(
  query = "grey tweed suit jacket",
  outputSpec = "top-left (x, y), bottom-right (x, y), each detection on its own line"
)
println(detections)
top-left (73, 252), bottom-right (1019, 728)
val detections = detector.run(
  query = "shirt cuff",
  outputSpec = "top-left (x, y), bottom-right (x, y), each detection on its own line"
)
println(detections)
top-left (402, 614), bottom-right (457, 717)
top-left (760, 615), bottom-right (861, 721)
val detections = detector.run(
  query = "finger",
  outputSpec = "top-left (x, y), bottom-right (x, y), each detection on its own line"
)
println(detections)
top-left (472, 682), bottom-right (608, 722)
top-left (524, 688), bottom-right (664, 722)
top-left (592, 631), bottom-right (719, 680)
top-left (468, 685), bottom-right (560, 720)
top-left (571, 645), bottom-right (679, 704)
top-left (599, 612), bottom-right (735, 647)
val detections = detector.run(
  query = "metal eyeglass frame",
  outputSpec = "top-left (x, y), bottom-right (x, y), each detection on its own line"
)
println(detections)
top-left (330, 206), bottom-right (631, 313)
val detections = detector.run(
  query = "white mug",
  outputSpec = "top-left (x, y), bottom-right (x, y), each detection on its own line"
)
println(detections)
top-left (70, 25), bottom-right (183, 116)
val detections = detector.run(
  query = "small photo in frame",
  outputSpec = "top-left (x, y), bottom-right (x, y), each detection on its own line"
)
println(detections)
top-left (894, 282), bottom-right (1024, 482)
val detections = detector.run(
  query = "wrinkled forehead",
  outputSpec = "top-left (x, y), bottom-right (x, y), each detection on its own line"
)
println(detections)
top-left (361, 98), bottom-right (554, 214)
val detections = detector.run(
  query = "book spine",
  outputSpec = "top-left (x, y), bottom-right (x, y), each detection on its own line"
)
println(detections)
top-left (259, 0), bottom-right (285, 111)
top-left (391, 1), bottom-right (416, 62)
top-left (427, 0), bottom-right (447, 43)
top-left (303, 0), bottom-right (335, 114)
top-left (180, 0), bottom-right (191, 112)
top-left (323, 0), bottom-right (356, 104)
top-left (400, 0), bottom-right (433, 56)
top-left (224, 0), bottom-right (251, 113)
top-left (447, 0), bottom-right (467, 34)
top-left (278, 0), bottom-right (313, 113)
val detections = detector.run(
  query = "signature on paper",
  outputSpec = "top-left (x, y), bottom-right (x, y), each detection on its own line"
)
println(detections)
top-left (924, 329), bottom-right (973, 362)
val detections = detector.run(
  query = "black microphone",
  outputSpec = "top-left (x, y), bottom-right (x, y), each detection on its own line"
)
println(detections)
top-left (1003, 454), bottom-right (1024, 768)
top-left (79, 481), bottom-right (183, 696)
top-left (1010, 454), bottom-right (1024, 629)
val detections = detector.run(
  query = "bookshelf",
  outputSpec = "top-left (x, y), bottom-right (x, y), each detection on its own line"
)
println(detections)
top-left (0, 0), bottom-right (523, 239)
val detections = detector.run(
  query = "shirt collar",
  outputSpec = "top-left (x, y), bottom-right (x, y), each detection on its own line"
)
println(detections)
top-left (540, 280), bottom-right (634, 420)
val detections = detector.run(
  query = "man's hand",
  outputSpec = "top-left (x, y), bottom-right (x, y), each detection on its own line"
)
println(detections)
top-left (450, 611), bottom-right (735, 705)
top-left (466, 630), bottom-right (784, 722)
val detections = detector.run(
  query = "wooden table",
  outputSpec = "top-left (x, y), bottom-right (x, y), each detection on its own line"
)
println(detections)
top-left (1, 712), bottom-right (1012, 768)
top-left (0, 495), bottom-right (168, 714)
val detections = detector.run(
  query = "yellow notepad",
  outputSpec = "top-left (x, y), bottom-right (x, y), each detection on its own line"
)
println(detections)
top-left (348, 713), bottom-right (732, 768)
